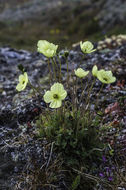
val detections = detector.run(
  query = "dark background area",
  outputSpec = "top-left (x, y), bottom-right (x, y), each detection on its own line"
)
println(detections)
top-left (0, 0), bottom-right (126, 51)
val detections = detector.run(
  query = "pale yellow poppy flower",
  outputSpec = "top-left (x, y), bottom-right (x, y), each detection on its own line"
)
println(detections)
top-left (37, 40), bottom-right (58, 58)
top-left (16, 72), bottom-right (28, 91)
top-left (80, 41), bottom-right (96, 54)
top-left (97, 70), bottom-right (116, 84)
top-left (74, 68), bottom-right (89, 78)
top-left (92, 65), bottom-right (98, 77)
top-left (44, 83), bottom-right (67, 108)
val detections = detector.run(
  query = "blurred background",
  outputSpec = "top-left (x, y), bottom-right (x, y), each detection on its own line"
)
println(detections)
top-left (0, 0), bottom-right (126, 51)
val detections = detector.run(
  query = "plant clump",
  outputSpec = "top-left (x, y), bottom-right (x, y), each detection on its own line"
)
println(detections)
top-left (15, 39), bottom-right (117, 189)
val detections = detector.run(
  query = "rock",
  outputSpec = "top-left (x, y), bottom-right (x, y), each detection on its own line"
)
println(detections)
top-left (0, 44), bottom-right (126, 189)
top-left (0, 0), bottom-right (126, 51)
top-left (96, 0), bottom-right (126, 29)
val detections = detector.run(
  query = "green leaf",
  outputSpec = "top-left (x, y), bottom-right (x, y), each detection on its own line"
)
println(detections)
top-left (71, 175), bottom-right (80, 190)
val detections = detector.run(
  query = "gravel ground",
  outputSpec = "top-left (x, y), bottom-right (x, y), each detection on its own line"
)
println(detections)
top-left (0, 44), bottom-right (126, 189)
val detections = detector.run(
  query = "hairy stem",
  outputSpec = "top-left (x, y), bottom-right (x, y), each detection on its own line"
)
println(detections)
top-left (57, 56), bottom-right (62, 82)
top-left (47, 58), bottom-right (52, 86)
top-left (51, 58), bottom-right (57, 81)
top-left (28, 80), bottom-right (42, 97)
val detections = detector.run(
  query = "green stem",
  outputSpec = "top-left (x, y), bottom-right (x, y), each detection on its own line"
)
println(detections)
top-left (57, 56), bottom-right (62, 82)
top-left (51, 58), bottom-right (57, 81)
top-left (79, 80), bottom-right (89, 105)
top-left (79, 79), bottom-right (84, 105)
top-left (28, 80), bottom-right (42, 97)
top-left (47, 58), bottom-right (52, 86)
top-left (66, 56), bottom-right (69, 87)
top-left (95, 83), bottom-right (104, 109)
top-left (75, 77), bottom-right (78, 109)
top-left (86, 78), bottom-right (96, 105)
top-left (53, 57), bottom-right (59, 82)
top-left (83, 78), bottom-right (96, 114)
top-left (78, 54), bottom-right (84, 68)
top-left (71, 62), bottom-right (76, 115)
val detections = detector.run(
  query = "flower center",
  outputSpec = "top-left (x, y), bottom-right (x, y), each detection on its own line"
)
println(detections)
top-left (22, 80), bottom-right (25, 84)
top-left (103, 77), bottom-right (108, 82)
top-left (53, 94), bottom-right (59, 99)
